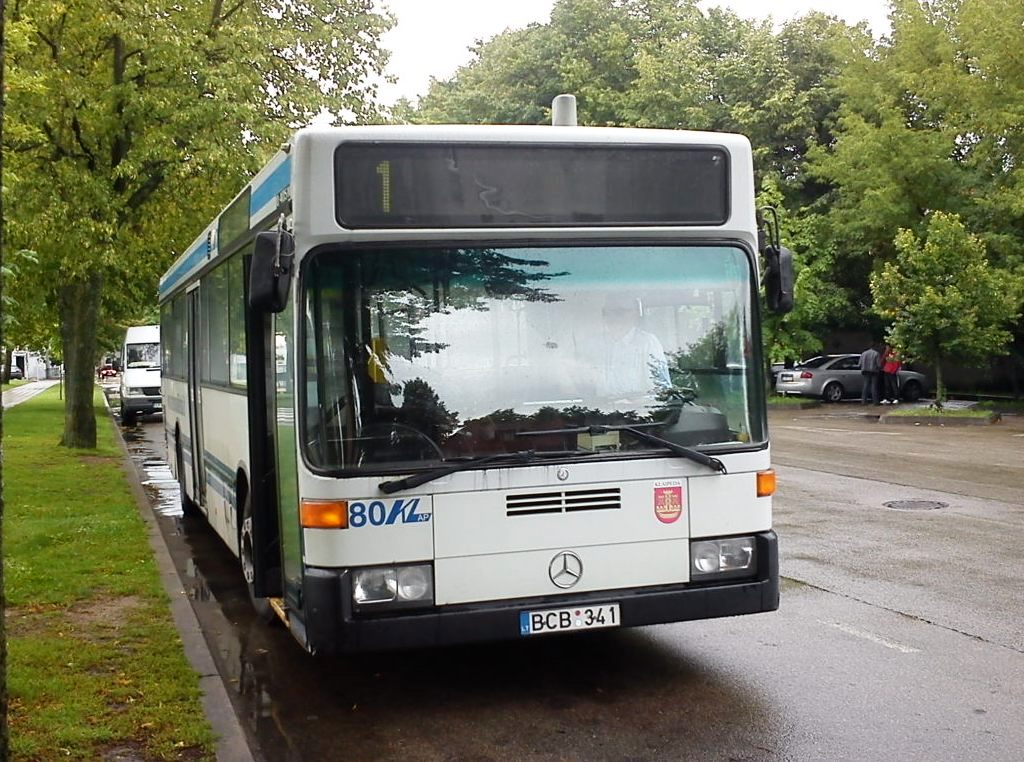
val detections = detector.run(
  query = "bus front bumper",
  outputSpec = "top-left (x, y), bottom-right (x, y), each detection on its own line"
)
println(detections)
top-left (299, 531), bottom-right (778, 655)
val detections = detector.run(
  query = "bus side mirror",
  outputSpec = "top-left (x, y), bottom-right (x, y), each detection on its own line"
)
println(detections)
top-left (763, 245), bottom-right (794, 314)
top-left (249, 230), bottom-right (295, 313)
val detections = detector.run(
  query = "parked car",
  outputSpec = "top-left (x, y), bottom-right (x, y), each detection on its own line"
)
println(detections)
top-left (7, 366), bottom-right (24, 380)
top-left (769, 362), bottom-right (784, 385)
top-left (775, 354), bottom-right (929, 403)
top-left (99, 364), bottom-right (117, 378)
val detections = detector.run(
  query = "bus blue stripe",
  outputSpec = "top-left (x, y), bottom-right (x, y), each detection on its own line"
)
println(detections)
top-left (203, 449), bottom-right (235, 485)
top-left (159, 238), bottom-right (209, 298)
top-left (250, 156), bottom-right (291, 217)
top-left (205, 466), bottom-right (235, 503)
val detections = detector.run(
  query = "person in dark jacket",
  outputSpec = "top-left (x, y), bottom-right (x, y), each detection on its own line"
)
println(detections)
top-left (859, 344), bottom-right (881, 405)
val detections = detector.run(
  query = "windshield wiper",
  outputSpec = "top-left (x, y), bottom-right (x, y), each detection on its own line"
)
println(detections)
top-left (617, 426), bottom-right (727, 473)
top-left (516, 425), bottom-right (726, 474)
top-left (378, 450), bottom-right (584, 494)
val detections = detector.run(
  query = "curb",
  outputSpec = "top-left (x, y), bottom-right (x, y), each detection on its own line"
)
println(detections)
top-left (105, 393), bottom-right (256, 762)
top-left (768, 400), bottom-right (822, 410)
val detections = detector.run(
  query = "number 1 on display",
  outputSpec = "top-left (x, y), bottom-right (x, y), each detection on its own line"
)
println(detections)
top-left (376, 160), bottom-right (391, 213)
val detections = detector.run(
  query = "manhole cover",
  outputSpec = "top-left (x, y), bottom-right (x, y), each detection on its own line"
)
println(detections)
top-left (883, 500), bottom-right (947, 511)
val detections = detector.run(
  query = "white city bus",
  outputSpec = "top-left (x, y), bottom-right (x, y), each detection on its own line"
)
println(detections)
top-left (160, 100), bottom-right (793, 654)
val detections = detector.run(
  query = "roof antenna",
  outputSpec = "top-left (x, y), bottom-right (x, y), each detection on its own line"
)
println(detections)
top-left (552, 94), bottom-right (577, 126)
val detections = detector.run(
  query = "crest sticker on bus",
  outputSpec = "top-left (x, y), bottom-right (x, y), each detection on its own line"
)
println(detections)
top-left (653, 482), bottom-right (684, 524)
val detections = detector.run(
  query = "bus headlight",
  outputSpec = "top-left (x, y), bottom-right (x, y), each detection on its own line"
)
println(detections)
top-left (397, 566), bottom-right (431, 601)
top-left (352, 567), bottom-right (397, 604)
top-left (690, 537), bottom-right (756, 580)
top-left (352, 564), bottom-right (434, 610)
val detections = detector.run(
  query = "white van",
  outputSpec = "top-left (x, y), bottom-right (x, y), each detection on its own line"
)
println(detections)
top-left (120, 324), bottom-right (162, 424)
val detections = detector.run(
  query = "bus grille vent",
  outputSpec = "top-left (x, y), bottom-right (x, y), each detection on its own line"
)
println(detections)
top-left (506, 488), bottom-right (621, 517)
top-left (143, 387), bottom-right (161, 396)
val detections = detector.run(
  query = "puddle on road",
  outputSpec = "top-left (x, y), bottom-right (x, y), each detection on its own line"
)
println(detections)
top-left (124, 433), bottom-right (183, 518)
top-left (183, 559), bottom-right (212, 602)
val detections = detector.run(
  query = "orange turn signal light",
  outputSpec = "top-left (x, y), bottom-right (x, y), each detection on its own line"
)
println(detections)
top-left (756, 470), bottom-right (776, 497)
top-left (300, 499), bottom-right (348, 529)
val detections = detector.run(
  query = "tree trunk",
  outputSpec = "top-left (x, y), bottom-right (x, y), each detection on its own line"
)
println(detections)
top-left (934, 361), bottom-right (945, 405)
top-left (57, 274), bottom-right (102, 449)
top-left (2, 347), bottom-right (11, 383)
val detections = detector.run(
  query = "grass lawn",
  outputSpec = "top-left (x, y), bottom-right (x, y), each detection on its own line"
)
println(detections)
top-left (975, 399), bottom-right (1024, 414)
top-left (3, 386), bottom-right (216, 760)
top-left (767, 394), bottom-right (816, 407)
top-left (883, 406), bottom-right (993, 418)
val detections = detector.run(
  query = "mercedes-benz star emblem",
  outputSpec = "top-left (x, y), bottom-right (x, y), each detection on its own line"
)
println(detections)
top-left (548, 550), bottom-right (583, 589)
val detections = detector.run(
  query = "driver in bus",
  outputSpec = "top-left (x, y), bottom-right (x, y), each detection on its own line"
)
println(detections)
top-left (593, 293), bottom-right (671, 400)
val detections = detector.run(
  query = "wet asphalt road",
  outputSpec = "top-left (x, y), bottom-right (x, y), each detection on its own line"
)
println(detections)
top-left (122, 404), bottom-right (1024, 761)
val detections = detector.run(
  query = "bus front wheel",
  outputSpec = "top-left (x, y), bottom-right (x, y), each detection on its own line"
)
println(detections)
top-left (240, 493), bottom-right (275, 622)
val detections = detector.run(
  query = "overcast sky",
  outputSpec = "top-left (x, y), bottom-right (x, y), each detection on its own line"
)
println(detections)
top-left (377, 0), bottom-right (892, 105)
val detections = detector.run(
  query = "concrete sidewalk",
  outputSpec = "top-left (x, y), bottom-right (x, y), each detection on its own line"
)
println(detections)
top-left (1, 379), bottom-right (60, 409)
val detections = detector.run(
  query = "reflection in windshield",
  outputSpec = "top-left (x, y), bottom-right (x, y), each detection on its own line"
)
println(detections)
top-left (127, 342), bottom-right (161, 368)
top-left (303, 245), bottom-right (762, 472)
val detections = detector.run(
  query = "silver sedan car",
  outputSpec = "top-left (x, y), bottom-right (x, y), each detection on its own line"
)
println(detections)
top-left (775, 354), bottom-right (929, 403)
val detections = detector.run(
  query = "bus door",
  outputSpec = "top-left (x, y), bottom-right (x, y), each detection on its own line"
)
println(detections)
top-left (187, 287), bottom-right (206, 506)
top-left (271, 302), bottom-right (302, 606)
top-left (242, 250), bottom-right (292, 606)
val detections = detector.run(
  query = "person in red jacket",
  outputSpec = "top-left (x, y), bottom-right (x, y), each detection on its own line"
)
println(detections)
top-left (881, 345), bottom-right (902, 404)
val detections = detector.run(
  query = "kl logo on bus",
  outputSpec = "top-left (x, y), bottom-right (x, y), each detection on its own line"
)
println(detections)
top-left (654, 484), bottom-right (683, 524)
top-left (349, 498), bottom-right (431, 528)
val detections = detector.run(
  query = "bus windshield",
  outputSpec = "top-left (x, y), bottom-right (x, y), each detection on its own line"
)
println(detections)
top-left (302, 244), bottom-right (763, 473)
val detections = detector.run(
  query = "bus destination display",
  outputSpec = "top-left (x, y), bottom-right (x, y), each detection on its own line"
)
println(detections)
top-left (335, 142), bottom-right (730, 228)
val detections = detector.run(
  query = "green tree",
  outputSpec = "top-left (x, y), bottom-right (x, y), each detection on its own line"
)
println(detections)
top-left (808, 0), bottom-right (1024, 371)
top-left (807, 2), bottom-right (966, 258)
top-left (4, 0), bottom-right (391, 448)
top-left (871, 212), bottom-right (1022, 402)
top-left (756, 178), bottom-right (856, 374)
top-left (761, 214), bottom-right (854, 370)
top-left (887, 0), bottom-right (1024, 268)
